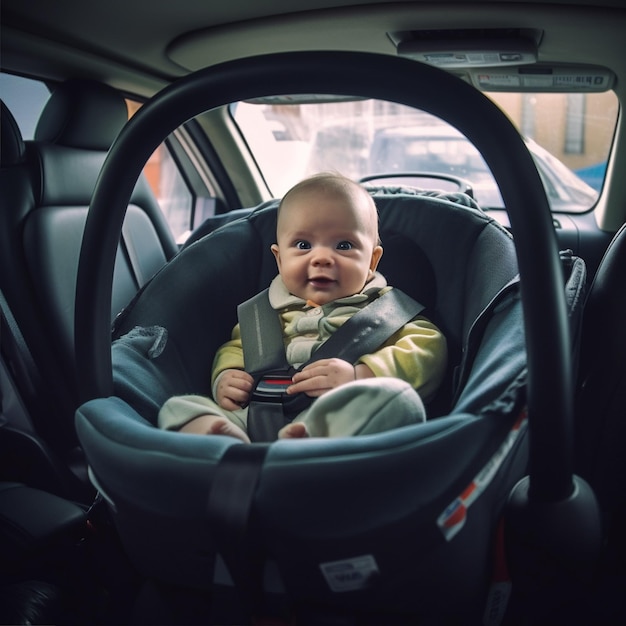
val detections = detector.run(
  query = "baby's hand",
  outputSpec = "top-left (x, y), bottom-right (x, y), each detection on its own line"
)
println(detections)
top-left (216, 369), bottom-right (254, 411)
top-left (287, 358), bottom-right (356, 398)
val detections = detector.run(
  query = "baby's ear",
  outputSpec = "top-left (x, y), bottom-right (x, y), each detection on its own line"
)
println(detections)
top-left (370, 245), bottom-right (383, 271)
top-left (271, 243), bottom-right (281, 267)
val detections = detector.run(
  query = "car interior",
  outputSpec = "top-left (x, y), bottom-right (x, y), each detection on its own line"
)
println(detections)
top-left (1, 1), bottom-right (625, 624)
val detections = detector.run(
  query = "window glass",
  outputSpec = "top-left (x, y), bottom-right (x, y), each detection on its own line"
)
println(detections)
top-left (127, 101), bottom-right (194, 243)
top-left (149, 144), bottom-right (194, 244)
top-left (0, 72), bottom-right (50, 139)
top-left (232, 90), bottom-right (618, 212)
top-left (564, 94), bottom-right (585, 154)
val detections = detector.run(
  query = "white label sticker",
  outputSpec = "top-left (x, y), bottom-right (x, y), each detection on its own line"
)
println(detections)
top-left (477, 74), bottom-right (521, 87)
top-left (319, 555), bottom-right (380, 592)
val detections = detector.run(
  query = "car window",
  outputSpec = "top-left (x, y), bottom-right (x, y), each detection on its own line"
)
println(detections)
top-left (0, 72), bottom-right (51, 139)
top-left (140, 141), bottom-right (194, 244)
top-left (231, 91), bottom-right (618, 213)
top-left (126, 101), bottom-right (196, 243)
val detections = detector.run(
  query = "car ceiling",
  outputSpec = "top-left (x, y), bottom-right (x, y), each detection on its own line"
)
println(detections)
top-left (3, 0), bottom-right (625, 230)
top-left (2, 0), bottom-right (626, 101)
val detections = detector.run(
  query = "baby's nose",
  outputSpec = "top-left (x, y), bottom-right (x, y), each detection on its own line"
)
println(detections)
top-left (311, 247), bottom-right (333, 265)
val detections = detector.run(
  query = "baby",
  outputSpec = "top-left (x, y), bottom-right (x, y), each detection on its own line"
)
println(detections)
top-left (158, 172), bottom-right (447, 441)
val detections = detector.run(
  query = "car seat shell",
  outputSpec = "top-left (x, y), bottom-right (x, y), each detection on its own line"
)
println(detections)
top-left (76, 193), bottom-right (534, 619)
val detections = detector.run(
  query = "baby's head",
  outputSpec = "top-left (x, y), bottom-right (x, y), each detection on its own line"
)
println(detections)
top-left (271, 173), bottom-right (383, 305)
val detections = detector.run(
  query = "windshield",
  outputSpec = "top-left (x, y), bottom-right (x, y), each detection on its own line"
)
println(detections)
top-left (231, 91), bottom-right (617, 212)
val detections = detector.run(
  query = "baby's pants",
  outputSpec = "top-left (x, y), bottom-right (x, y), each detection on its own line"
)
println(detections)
top-left (158, 377), bottom-right (426, 437)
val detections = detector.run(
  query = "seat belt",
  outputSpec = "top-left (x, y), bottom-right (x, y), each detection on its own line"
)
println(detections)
top-left (238, 287), bottom-right (425, 441)
top-left (0, 288), bottom-right (44, 408)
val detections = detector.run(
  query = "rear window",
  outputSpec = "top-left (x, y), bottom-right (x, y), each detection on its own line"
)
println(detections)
top-left (232, 90), bottom-right (618, 213)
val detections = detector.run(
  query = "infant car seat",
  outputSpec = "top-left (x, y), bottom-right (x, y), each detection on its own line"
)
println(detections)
top-left (73, 52), bottom-right (593, 623)
top-left (76, 192), bottom-right (583, 623)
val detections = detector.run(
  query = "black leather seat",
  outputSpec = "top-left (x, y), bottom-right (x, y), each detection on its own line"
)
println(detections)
top-left (0, 101), bottom-right (95, 625)
top-left (0, 81), bottom-right (178, 498)
top-left (575, 222), bottom-right (626, 564)
top-left (0, 100), bottom-right (73, 494)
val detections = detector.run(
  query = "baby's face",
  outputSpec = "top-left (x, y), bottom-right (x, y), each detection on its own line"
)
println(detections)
top-left (271, 187), bottom-right (382, 305)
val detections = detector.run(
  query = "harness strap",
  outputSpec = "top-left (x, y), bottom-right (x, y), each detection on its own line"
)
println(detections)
top-left (207, 443), bottom-right (270, 619)
top-left (237, 289), bottom-right (288, 378)
top-left (245, 401), bottom-right (288, 443)
top-left (238, 288), bottom-right (425, 441)
top-left (239, 287), bottom-right (425, 376)
top-left (307, 288), bottom-right (425, 365)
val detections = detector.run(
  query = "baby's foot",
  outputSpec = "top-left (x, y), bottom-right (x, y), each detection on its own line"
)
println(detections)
top-left (207, 417), bottom-right (251, 443)
top-left (278, 422), bottom-right (309, 439)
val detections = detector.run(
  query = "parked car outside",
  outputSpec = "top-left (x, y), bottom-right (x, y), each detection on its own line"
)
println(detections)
top-left (366, 123), bottom-right (599, 210)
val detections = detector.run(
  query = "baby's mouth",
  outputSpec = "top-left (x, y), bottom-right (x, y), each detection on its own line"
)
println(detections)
top-left (308, 276), bottom-right (335, 287)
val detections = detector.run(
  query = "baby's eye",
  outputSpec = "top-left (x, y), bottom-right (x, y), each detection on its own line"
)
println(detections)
top-left (336, 241), bottom-right (354, 250)
top-left (295, 240), bottom-right (311, 250)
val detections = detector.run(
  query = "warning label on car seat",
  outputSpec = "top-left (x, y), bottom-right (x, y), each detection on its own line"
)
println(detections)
top-left (319, 555), bottom-right (380, 592)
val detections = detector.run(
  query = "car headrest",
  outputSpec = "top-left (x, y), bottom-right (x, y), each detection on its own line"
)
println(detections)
top-left (34, 79), bottom-right (127, 150)
top-left (0, 101), bottom-right (26, 166)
